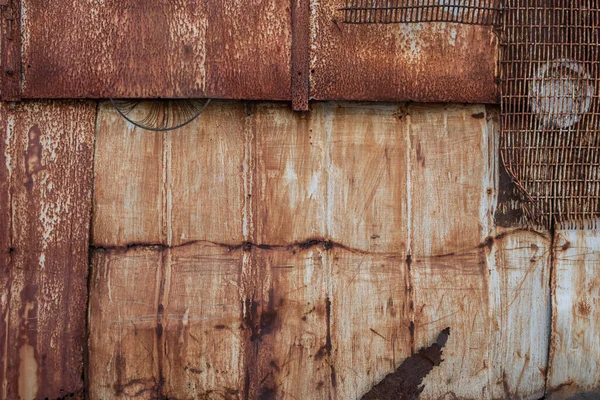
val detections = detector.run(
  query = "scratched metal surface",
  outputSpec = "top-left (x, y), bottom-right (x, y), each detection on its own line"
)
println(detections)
top-left (85, 101), bottom-right (554, 399)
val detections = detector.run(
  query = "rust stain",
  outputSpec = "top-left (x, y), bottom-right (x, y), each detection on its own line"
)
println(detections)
top-left (0, 0), bottom-right (22, 101)
top-left (24, 125), bottom-right (43, 187)
top-left (291, 0), bottom-right (310, 110)
top-left (18, 285), bottom-right (39, 400)
top-left (310, 0), bottom-right (498, 103)
top-left (91, 238), bottom-right (389, 256)
top-left (21, 0), bottom-right (291, 100)
top-left (21, 0), bottom-right (499, 102)
top-left (315, 297), bottom-right (333, 361)
top-left (18, 344), bottom-right (38, 400)
top-left (1, 102), bottom-right (96, 399)
top-left (576, 300), bottom-right (592, 317)
top-left (361, 328), bottom-right (450, 400)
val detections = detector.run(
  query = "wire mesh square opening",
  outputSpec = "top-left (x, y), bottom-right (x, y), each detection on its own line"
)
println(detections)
top-left (341, 0), bottom-right (501, 25)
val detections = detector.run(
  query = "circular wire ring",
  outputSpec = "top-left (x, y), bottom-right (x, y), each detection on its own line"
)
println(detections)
top-left (110, 99), bottom-right (212, 132)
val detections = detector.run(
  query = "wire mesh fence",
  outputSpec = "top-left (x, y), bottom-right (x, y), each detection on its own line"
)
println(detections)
top-left (500, 0), bottom-right (600, 229)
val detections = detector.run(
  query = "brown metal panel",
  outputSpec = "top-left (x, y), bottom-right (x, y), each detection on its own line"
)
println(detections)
top-left (20, 0), bottom-right (292, 100)
top-left (88, 245), bottom-right (246, 399)
top-left (310, 0), bottom-right (499, 103)
top-left (19, 0), bottom-right (500, 103)
top-left (0, 101), bottom-right (95, 399)
top-left (90, 101), bottom-right (556, 399)
top-left (1, 0), bottom-right (21, 100)
top-left (291, 0), bottom-right (310, 110)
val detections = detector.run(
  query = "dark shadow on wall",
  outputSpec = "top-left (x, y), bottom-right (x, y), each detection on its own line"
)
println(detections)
top-left (361, 328), bottom-right (450, 400)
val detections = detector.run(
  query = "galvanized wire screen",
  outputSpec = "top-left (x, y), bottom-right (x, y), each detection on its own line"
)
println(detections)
top-left (500, 0), bottom-right (600, 229)
top-left (341, 0), bottom-right (501, 25)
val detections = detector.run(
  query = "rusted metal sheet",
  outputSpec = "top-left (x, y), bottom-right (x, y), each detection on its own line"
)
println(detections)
top-left (291, 0), bottom-right (311, 111)
top-left (409, 105), bottom-right (548, 399)
top-left (0, 0), bottom-right (21, 100)
top-left (92, 101), bottom-right (246, 247)
top-left (89, 101), bottom-right (555, 399)
top-left (488, 229), bottom-right (551, 399)
top-left (0, 101), bottom-right (95, 399)
top-left (310, 0), bottom-right (499, 103)
top-left (88, 244), bottom-right (246, 399)
top-left (18, 0), bottom-right (499, 103)
top-left (21, 0), bottom-right (291, 100)
top-left (548, 229), bottom-right (600, 399)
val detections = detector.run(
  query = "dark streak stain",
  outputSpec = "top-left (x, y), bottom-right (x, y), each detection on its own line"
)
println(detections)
top-left (243, 369), bottom-right (250, 400)
top-left (495, 165), bottom-right (526, 227)
top-left (471, 112), bottom-right (485, 119)
top-left (406, 254), bottom-right (415, 353)
top-left (502, 372), bottom-right (511, 399)
top-left (54, 390), bottom-right (84, 399)
top-left (330, 365), bottom-right (337, 388)
top-left (361, 328), bottom-right (450, 400)
top-left (258, 385), bottom-right (277, 400)
top-left (415, 142), bottom-right (425, 167)
top-left (186, 366), bottom-right (202, 375)
top-left (91, 238), bottom-right (372, 256)
top-left (314, 345), bottom-right (327, 361)
top-left (481, 236), bottom-right (494, 249)
top-left (155, 302), bottom-right (165, 397)
top-left (214, 324), bottom-right (226, 330)
top-left (370, 328), bottom-right (386, 340)
top-left (114, 354), bottom-right (125, 394)
top-left (244, 294), bottom-right (279, 342)
top-left (325, 297), bottom-right (332, 354)
top-left (269, 361), bottom-right (280, 373)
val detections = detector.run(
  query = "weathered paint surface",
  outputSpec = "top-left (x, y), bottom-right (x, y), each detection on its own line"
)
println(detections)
top-left (21, 0), bottom-right (291, 99)
top-left (92, 101), bottom-right (246, 247)
top-left (0, 101), bottom-right (96, 399)
top-left (548, 229), bottom-right (600, 399)
top-left (309, 0), bottom-right (499, 103)
top-left (18, 1), bottom-right (498, 103)
top-left (90, 102), bottom-right (552, 399)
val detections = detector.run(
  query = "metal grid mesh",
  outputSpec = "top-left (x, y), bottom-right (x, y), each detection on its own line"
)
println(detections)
top-left (500, 0), bottom-right (600, 229)
top-left (341, 0), bottom-right (501, 25)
